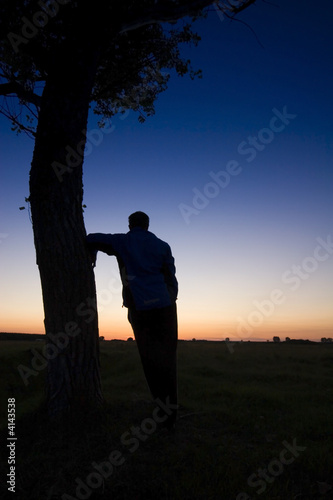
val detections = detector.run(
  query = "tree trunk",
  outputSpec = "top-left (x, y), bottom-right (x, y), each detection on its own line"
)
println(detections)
top-left (29, 38), bottom-right (103, 417)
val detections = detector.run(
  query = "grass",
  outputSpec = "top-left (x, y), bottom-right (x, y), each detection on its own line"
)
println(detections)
top-left (0, 340), bottom-right (333, 499)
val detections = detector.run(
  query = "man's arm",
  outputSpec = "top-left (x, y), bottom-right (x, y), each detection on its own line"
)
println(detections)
top-left (86, 233), bottom-right (117, 267)
top-left (162, 246), bottom-right (178, 303)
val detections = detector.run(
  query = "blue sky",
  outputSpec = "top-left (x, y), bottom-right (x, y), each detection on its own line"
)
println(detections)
top-left (1, 0), bottom-right (332, 340)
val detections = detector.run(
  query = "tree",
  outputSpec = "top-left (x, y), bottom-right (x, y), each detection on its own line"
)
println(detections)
top-left (273, 336), bottom-right (280, 343)
top-left (0, 0), bottom-right (257, 417)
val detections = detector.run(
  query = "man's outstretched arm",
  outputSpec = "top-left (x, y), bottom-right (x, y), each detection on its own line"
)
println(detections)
top-left (86, 233), bottom-right (117, 267)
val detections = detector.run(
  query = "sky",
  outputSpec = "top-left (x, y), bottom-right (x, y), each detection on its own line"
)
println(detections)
top-left (1, 0), bottom-right (332, 341)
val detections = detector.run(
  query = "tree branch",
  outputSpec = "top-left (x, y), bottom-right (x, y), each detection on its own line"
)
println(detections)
top-left (223, 8), bottom-right (264, 48)
top-left (0, 101), bottom-right (37, 138)
top-left (120, 0), bottom-right (257, 33)
top-left (0, 81), bottom-right (41, 107)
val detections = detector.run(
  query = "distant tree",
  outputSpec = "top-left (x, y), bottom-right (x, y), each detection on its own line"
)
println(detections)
top-left (225, 337), bottom-right (230, 342)
top-left (327, 338), bottom-right (333, 343)
top-left (99, 336), bottom-right (105, 341)
top-left (0, 0), bottom-right (257, 417)
top-left (127, 337), bottom-right (134, 342)
top-left (273, 336), bottom-right (280, 343)
top-left (321, 338), bottom-right (327, 343)
top-left (285, 337), bottom-right (291, 342)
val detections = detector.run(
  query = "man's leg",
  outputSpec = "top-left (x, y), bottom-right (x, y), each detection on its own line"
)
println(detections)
top-left (128, 305), bottom-right (178, 427)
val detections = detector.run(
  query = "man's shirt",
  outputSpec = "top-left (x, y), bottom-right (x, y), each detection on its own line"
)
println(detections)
top-left (86, 228), bottom-right (178, 311)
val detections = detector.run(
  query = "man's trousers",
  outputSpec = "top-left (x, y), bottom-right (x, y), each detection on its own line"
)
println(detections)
top-left (128, 303), bottom-right (178, 427)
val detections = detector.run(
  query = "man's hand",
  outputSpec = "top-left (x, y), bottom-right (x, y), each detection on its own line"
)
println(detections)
top-left (89, 249), bottom-right (98, 268)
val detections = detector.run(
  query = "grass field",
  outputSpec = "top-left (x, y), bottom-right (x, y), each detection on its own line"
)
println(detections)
top-left (0, 340), bottom-right (332, 499)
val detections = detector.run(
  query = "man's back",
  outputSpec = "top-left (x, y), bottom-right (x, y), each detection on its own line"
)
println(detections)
top-left (86, 227), bottom-right (178, 310)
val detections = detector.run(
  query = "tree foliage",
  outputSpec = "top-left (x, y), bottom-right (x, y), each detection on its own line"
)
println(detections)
top-left (0, 0), bottom-right (257, 134)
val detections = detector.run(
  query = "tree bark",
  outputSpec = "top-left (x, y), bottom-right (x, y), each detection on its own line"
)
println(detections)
top-left (29, 37), bottom-right (103, 417)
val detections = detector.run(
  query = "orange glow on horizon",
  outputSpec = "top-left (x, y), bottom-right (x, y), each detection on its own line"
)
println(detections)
top-left (1, 319), bottom-right (331, 343)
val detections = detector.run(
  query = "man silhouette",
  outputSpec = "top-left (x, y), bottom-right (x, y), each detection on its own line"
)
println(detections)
top-left (86, 211), bottom-right (178, 428)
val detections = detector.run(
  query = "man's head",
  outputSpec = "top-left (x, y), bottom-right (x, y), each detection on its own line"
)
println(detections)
top-left (128, 211), bottom-right (149, 231)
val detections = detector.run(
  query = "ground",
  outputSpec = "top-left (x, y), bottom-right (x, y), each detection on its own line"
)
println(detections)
top-left (0, 340), bottom-right (332, 499)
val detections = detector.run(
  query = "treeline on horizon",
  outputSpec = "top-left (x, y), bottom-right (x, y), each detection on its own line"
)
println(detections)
top-left (1, 332), bottom-right (332, 344)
